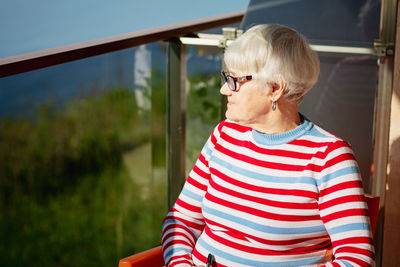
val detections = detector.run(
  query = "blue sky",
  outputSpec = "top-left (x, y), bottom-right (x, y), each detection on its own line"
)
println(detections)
top-left (0, 0), bottom-right (249, 58)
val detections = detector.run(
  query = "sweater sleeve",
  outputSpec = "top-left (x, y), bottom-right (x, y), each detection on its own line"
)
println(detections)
top-left (317, 141), bottom-right (375, 266)
top-left (161, 122), bottom-right (223, 267)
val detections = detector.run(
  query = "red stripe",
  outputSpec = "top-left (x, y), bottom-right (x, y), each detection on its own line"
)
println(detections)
top-left (321, 208), bottom-right (368, 223)
top-left (191, 165), bottom-right (210, 181)
top-left (170, 259), bottom-right (192, 267)
top-left (167, 254), bottom-right (192, 267)
top-left (205, 189), bottom-right (321, 222)
top-left (164, 213), bottom-right (204, 232)
top-left (215, 143), bottom-right (306, 171)
top-left (327, 262), bottom-right (342, 267)
top-left (209, 173), bottom-right (318, 209)
top-left (222, 133), bottom-right (321, 160)
top-left (204, 218), bottom-right (330, 246)
top-left (331, 237), bottom-right (373, 247)
top-left (191, 248), bottom-right (206, 266)
top-left (163, 239), bottom-right (193, 249)
top-left (204, 226), bottom-right (330, 256)
top-left (336, 256), bottom-right (370, 267)
top-left (187, 173), bottom-right (208, 191)
top-left (223, 120), bottom-right (251, 132)
top-left (218, 119), bottom-right (226, 132)
top-left (336, 246), bottom-right (375, 260)
top-left (162, 223), bottom-right (197, 244)
top-left (192, 247), bottom-right (229, 267)
top-left (175, 198), bottom-right (202, 213)
top-left (319, 194), bottom-right (365, 210)
top-left (319, 180), bottom-right (363, 197)
top-left (162, 232), bottom-right (195, 246)
top-left (211, 167), bottom-right (318, 199)
top-left (305, 153), bottom-right (356, 172)
top-left (211, 133), bottom-right (217, 146)
top-left (321, 140), bottom-right (345, 153)
top-left (290, 139), bottom-right (331, 148)
top-left (210, 120), bottom-right (227, 146)
top-left (198, 153), bottom-right (209, 167)
top-left (321, 152), bottom-right (356, 170)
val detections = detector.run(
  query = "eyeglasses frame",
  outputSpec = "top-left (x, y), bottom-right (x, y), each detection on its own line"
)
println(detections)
top-left (221, 71), bottom-right (253, 91)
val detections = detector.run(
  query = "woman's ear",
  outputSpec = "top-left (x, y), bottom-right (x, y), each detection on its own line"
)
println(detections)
top-left (270, 80), bottom-right (286, 102)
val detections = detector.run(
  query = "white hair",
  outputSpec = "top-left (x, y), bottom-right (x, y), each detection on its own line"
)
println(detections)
top-left (224, 24), bottom-right (320, 103)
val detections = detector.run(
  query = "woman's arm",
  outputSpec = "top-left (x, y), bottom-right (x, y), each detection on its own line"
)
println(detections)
top-left (318, 141), bottom-right (375, 266)
top-left (161, 123), bottom-right (223, 267)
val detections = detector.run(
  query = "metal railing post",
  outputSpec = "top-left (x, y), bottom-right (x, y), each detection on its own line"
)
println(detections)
top-left (371, 0), bottom-right (397, 265)
top-left (167, 38), bottom-right (186, 208)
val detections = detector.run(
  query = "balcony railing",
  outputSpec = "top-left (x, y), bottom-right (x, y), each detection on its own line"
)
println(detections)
top-left (0, 11), bottom-right (244, 208)
top-left (0, 11), bottom-right (244, 78)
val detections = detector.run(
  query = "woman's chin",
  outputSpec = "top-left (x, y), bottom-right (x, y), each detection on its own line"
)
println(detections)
top-left (224, 111), bottom-right (235, 121)
top-left (225, 112), bottom-right (240, 123)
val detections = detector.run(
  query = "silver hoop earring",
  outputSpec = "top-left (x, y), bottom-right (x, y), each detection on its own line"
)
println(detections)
top-left (272, 101), bottom-right (277, 111)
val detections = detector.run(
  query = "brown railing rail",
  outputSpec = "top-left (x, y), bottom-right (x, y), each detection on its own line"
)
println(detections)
top-left (0, 11), bottom-right (244, 78)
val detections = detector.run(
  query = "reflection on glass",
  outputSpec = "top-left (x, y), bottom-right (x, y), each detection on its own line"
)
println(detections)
top-left (242, 0), bottom-right (381, 46)
top-left (300, 54), bottom-right (377, 188)
top-left (0, 43), bottom-right (167, 265)
top-left (186, 45), bottom-right (223, 176)
top-left (241, 0), bottom-right (380, 189)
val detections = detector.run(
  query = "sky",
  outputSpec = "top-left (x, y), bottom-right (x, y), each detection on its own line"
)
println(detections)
top-left (0, 0), bottom-right (249, 58)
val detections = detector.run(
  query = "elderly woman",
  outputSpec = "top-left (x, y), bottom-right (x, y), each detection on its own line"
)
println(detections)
top-left (162, 24), bottom-right (374, 266)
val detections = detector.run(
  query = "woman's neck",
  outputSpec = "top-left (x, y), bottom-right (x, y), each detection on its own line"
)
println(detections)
top-left (251, 101), bottom-right (301, 134)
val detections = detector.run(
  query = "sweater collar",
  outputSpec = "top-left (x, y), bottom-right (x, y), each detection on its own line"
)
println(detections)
top-left (251, 114), bottom-right (312, 145)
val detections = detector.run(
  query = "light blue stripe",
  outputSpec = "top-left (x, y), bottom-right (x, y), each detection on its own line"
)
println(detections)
top-left (202, 205), bottom-right (326, 235)
top-left (328, 223), bottom-right (370, 235)
top-left (204, 140), bottom-right (212, 156)
top-left (163, 219), bottom-right (199, 239)
top-left (211, 156), bottom-right (317, 186)
top-left (198, 237), bottom-right (325, 266)
top-left (341, 260), bottom-right (354, 267)
top-left (307, 125), bottom-right (330, 138)
top-left (164, 247), bottom-right (192, 260)
top-left (317, 166), bottom-right (360, 186)
top-left (181, 186), bottom-right (203, 202)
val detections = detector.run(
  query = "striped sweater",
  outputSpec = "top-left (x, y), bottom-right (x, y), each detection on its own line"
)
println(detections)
top-left (162, 116), bottom-right (375, 266)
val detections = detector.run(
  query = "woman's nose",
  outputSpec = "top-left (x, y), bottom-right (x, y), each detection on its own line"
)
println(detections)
top-left (220, 82), bottom-right (232, 96)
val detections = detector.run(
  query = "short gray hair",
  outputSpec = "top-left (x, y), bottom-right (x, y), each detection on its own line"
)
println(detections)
top-left (223, 24), bottom-right (320, 103)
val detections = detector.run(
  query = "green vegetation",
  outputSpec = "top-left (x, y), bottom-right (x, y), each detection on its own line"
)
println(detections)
top-left (186, 74), bottom-right (222, 173)
top-left (0, 71), bottom-right (221, 266)
top-left (0, 88), bottom-right (166, 266)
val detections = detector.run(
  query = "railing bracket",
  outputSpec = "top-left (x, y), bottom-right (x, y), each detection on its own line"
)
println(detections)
top-left (374, 39), bottom-right (394, 57)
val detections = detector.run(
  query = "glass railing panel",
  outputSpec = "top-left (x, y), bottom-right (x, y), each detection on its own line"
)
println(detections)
top-left (185, 45), bottom-right (223, 176)
top-left (0, 42), bottom-right (167, 266)
top-left (242, 0), bottom-right (380, 47)
top-left (240, 0), bottom-right (380, 189)
top-left (299, 53), bottom-right (377, 188)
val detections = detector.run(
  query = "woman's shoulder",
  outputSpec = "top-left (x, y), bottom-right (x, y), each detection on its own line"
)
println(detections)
top-left (303, 120), bottom-right (354, 152)
top-left (209, 120), bottom-right (253, 146)
top-left (215, 119), bottom-right (253, 134)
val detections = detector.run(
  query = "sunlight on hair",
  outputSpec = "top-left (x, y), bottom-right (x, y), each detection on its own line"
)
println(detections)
top-left (224, 24), bottom-right (320, 103)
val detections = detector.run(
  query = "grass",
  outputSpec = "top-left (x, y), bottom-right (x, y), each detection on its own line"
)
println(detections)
top-left (0, 88), bottom-right (166, 266)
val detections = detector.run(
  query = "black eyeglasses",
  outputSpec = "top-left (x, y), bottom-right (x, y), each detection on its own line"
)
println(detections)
top-left (221, 71), bottom-right (253, 91)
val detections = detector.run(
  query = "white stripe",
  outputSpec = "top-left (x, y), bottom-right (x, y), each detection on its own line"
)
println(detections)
top-left (211, 158), bottom-right (318, 191)
top-left (319, 188), bottom-right (364, 203)
top-left (221, 140), bottom-right (316, 166)
top-left (211, 169), bottom-right (316, 204)
top-left (319, 201), bottom-right (367, 216)
top-left (202, 208), bottom-right (326, 241)
top-left (208, 181), bottom-right (319, 217)
top-left (204, 192), bottom-right (322, 228)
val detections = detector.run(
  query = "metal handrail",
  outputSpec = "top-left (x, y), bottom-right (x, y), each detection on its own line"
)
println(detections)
top-left (0, 11), bottom-right (244, 78)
